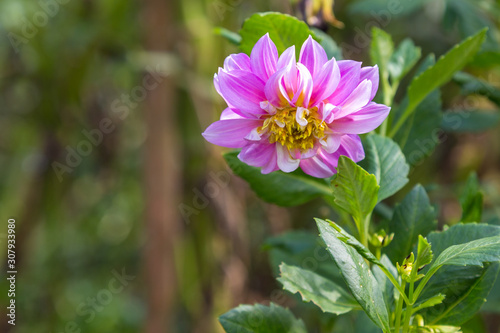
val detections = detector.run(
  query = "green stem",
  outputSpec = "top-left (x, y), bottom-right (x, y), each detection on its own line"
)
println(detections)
top-left (379, 117), bottom-right (388, 137)
top-left (412, 265), bottom-right (441, 302)
top-left (395, 108), bottom-right (415, 150)
top-left (402, 281), bottom-right (415, 332)
top-left (378, 265), bottom-right (411, 305)
top-left (358, 213), bottom-right (372, 248)
top-left (411, 304), bottom-right (428, 315)
top-left (378, 75), bottom-right (394, 136)
top-left (375, 247), bottom-right (381, 260)
top-left (389, 102), bottom-right (416, 138)
top-left (394, 281), bottom-right (406, 333)
top-left (403, 258), bottom-right (422, 332)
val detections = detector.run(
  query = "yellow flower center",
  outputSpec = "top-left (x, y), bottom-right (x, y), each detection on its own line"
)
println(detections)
top-left (260, 106), bottom-right (326, 151)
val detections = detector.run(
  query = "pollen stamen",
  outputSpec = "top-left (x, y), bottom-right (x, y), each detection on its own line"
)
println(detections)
top-left (260, 106), bottom-right (326, 152)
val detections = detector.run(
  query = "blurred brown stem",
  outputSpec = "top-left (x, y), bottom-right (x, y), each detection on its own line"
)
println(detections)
top-left (142, 0), bottom-right (181, 332)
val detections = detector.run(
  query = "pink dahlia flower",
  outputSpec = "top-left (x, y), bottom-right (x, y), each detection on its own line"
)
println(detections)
top-left (203, 33), bottom-right (390, 178)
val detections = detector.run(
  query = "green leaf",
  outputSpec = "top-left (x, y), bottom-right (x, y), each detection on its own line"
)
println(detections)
top-left (326, 220), bottom-right (382, 266)
top-left (384, 185), bottom-right (436, 264)
top-left (441, 110), bottom-right (500, 133)
top-left (423, 263), bottom-right (499, 326)
top-left (400, 90), bottom-right (443, 164)
top-left (239, 12), bottom-right (316, 56)
top-left (483, 265), bottom-right (500, 312)
top-left (416, 235), bottom-right (433, 269)
top-left (460, 314), bottom-right (488, 333)
top-left (219, 303), bottom-right (306, 333)
top-left (409, 325), bottom-right (462, 333)
top-left (390, 28), bottom-right (487, 137)
top-left (431, 236), bottom-right (500, 268)
top-left (332, 311), bottom-right (381, 333)
top-left (453, 71), bottom-right (500, 106)
top-left (391, 55), bottom-right (443, 165)
top-left (316, 218), bottom-right (390, 331)
top-left (425, 223), bottom-right (500, 270)
top-left (311, 28), bottom-right (343, 60)
top-left (412, 294), bottom-right (446, 314)
top-left (471, 51), bottom-right (500, 69)
top-left (224, 151), bottom-right (332, 206)
top-left (331, 156), bottom-right (379, 226)
top-left (419, 223), bottom-right (500, 325)
top-left (348, 0), bottom-right (431, 16)
top-left (370, 27), bottom-right (393, 85)
top-left (213, 27), bottom-right (242, 45)
top-left (359, 134), bottom-right (409, 202)
top-left (459, 172), bottom-right (483, 223)
top-left (264, 231), bottom-right (342, 282)
top-left (315, 220), bottom-right (410, 323)
top-left (318, 220), bottom-right (412, 307)
top-left (444, 0), bottom-right (498, 52)
top-left (373, 255), bottom-right (399, 313)
top-left (278, 263), bottom-right (359, 315)
top-left (388, 38), bottom-right (422, 82)
top-left (407, 28), bottom-right (487, 116)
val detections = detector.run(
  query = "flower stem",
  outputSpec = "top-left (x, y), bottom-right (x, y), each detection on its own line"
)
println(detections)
top-left (378, 84), bottom-right (391, 136)
top-left (394, 280), bottom-right (406, 333)
top-left (378, 265), bottom-right (411, 305)
top-left (402, 281), bottom-right (415, 332)
top-left (375, 247), bottom-right (381, 260)
top-left (402, 256), bottom-right (420, 332)
top-left (412, 265), bottom-right (441, 303)
top-left (378, 76), bottom-right (397, 136)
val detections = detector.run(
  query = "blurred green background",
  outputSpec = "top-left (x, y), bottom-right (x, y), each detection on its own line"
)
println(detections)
top-left (0, 0), bottom-right (499, 332)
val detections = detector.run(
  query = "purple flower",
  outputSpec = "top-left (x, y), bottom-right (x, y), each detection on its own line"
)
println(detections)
top-left (203, 34), bottom-right (390, 178)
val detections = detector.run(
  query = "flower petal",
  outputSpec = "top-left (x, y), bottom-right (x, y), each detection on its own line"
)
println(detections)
top-left (244, 127), bottom-right (263, 141)
top-left (216, 55), bottom-right (252, 98)
top-left (202, 118), bottom-right (263, 148)
top-left (214, 70), bottom-right (222, 96)
top-left (299, 36), bottom-right (328, 79)
top-left (360, 65), bottom-right (379, 100)
top-left (292, 63), bottom-right (314, 107)
top-left (220, 107), bottom-right (245, 120)
top-left (294, 107), bottom-right (308, 127)
top-left (337, 134), bottom-right (365, 162)
top-left (330, 102), bottom-right (390, 134)
top-left (277, 45), bottom-right (296, 70)
top-left (224, 53), bottom-right (251, 72)
top-left (327, 60), bottom-right (361, 106)
top-left (318, 102), bottom-right (336, 123)
top-left (300, 148), bottom-right (341, 177)
top-left (251, 33), bottom-right (278, 81)
top-left (297, 145), bottom-right (319, 159)
top-left (239, 142), bottom-right (276, 167)
top-left (301, 134), bottom-right (364, 177)
top-left (300, 155), bottom-right (336, 178)
top-left (281, 61), bottom-right (298, 103)
top-left (266, 62), bottom-right (311, 108)
top-left (317, 149), bottom-right (341, 170)
top-left (276, 144), bottom-right (300, 172)
top-left (265, 67), bottom-right (290, 108)
top-left (218, 69), bottom-right (267, 116)
top-left (309, 58), bottom-right (341, 107)
top-left (334, 79), bottom-right (372, 119)
top-left (320, 133), bottom-right (342, 153)
top-left (261, 148), bottom-right (279, 174)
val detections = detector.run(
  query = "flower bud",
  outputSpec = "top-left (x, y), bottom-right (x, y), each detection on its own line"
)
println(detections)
top-left (369, 229), bottom-right (394, 248)
top-left (397, 252), bottom-right (415, 282)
